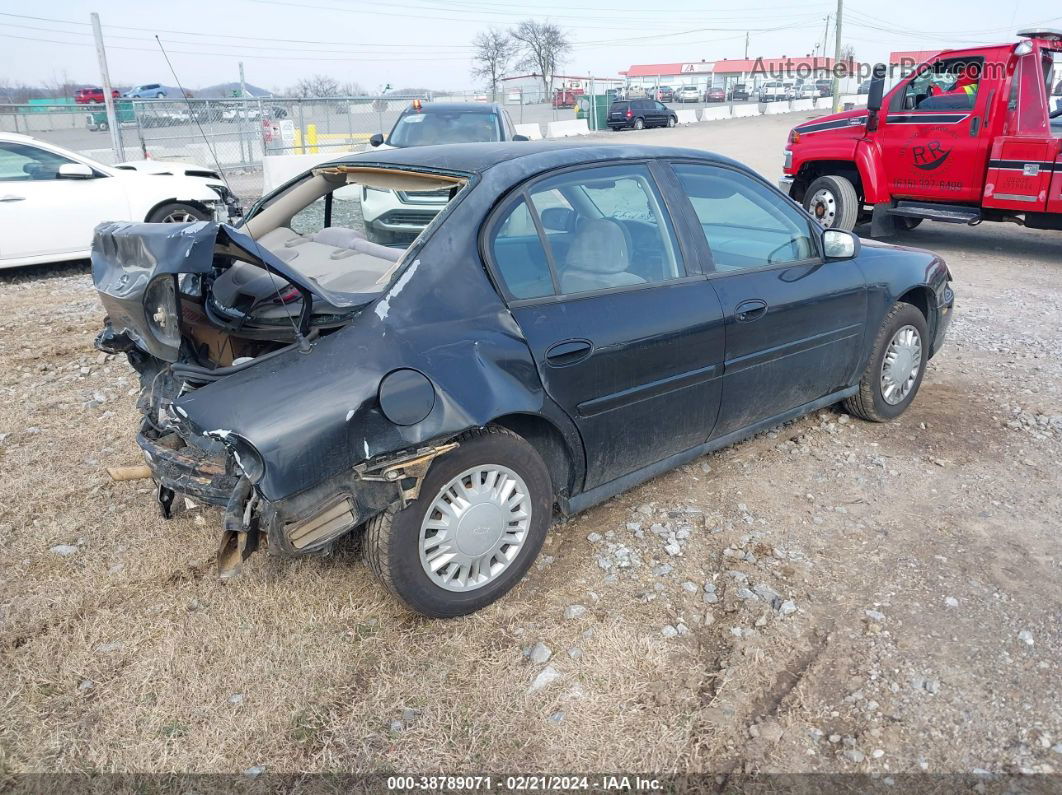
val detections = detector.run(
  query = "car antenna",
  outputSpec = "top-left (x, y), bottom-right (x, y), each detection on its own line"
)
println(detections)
top-left (154, 35), bottom-right (312, 353)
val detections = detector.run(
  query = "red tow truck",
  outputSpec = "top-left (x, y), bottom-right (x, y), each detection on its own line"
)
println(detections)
top-left (780, 29), bottom-right (1062, 236)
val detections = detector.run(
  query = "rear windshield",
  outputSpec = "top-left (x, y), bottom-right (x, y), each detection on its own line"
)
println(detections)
top-left (387, 110), bottom-right (502, 147)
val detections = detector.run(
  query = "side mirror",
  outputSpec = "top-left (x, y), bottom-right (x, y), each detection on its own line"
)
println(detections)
top-left (823, 228), bottom-right (860, 259)
top-left (369, 133), bottom-right (384, 147)
top-left (57, 163), bottom-right (94, 179)
top-left (866, 63), bottom-right (887, 112)
top-left (512, 134), bottom-right (530, 142)
top-left (539, 206), bottom-right (576, 233)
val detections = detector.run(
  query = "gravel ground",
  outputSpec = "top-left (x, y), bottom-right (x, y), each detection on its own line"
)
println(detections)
top-left (0, 112), bottom-right (1059, 777)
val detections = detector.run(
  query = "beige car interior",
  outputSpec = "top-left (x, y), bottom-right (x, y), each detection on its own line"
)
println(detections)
top-left (241, 167), bottom-right (467, 295)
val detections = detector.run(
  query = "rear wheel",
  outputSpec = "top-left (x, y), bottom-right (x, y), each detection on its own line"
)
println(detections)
top-left (844, 302), bottom-right (929, 422)
top-left (363, 427), bottom-right (553, 618)
top-left (803, 174), bottom-right (860, 231)
top-left (147, 202), bottom-right (210, 224)
top-left (633, 117), bottom-right (645, 130)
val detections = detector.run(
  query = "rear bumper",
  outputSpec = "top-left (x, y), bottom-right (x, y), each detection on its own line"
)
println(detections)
top-left (137, 425), bottom-right (240, 506)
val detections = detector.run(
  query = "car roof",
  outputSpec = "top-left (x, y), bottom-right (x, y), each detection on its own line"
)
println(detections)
top-left (322, 141), bottom-right (746, 182)
top-left (399, 102), bottom-right (502, 114)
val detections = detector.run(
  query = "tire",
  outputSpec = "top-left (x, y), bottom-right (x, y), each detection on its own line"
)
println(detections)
top-left (363, 427), bottom-right (553, 618)
top-left (843, 302), bottom-right (929, 423)
top-left (97, 121), bottom-right (109, 131)
top-left (667, 115), bottom-right (677, 127)
top-left (147, 202), bottom-right (210, 224)
top-left (896, 217), bottom-right (923, 230)
top-left (156, 92), bottom-right (166, 98)
top-left (803, 174), bottom-right (860, 231)
top-left (633, 117), bottom-right (645, 130)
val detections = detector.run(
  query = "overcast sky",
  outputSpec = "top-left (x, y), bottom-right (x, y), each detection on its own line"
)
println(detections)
top-left (0, 0), bottom-right (1059, 93)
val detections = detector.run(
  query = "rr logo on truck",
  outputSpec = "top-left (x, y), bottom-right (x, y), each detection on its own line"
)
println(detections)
top-left (912, 141), bottom-right (952, 171)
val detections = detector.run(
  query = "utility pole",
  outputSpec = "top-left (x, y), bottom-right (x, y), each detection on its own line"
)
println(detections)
top-left (744, 32), bottom-right (749, 60)
top-left (238, 61), bottom-right (248, 164)
top-left (821, 15), bottom-right (831, 61)
top-left (831, 0), bottom-right (843, 113)
top-left (90, 12), bottom-right (124, 162)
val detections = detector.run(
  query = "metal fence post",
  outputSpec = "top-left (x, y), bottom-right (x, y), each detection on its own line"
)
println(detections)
top-left (297, 101), bottom-right (306, 155)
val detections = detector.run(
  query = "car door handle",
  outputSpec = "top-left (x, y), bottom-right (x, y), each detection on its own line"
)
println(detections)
top-left (545, 339), bottom-right (593, 366)
top-left (735, 299), bottom-right (768, 322)
top-left (0, 195), bottom-right (26, 202)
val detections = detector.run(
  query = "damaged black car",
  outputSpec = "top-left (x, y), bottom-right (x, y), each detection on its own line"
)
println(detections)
top-left (92, 142), bottom-right (954, 617)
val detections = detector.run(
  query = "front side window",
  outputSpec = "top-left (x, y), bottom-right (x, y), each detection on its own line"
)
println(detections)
top-left (673, 163), bottom-right (816, 271)
top-left (897, 56), bottom-right (984, 111)
top-left (387, 111), bottom-right (502, 147)
top-left (0, 142), bottom-right (77, 181)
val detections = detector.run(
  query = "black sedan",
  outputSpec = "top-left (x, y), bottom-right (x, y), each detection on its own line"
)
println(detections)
top-left (92, 142), bottom-right (954, 618)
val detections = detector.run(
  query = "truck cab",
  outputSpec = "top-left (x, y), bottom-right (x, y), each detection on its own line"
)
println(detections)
top-left (780, 30), bottom-right (1062, 235)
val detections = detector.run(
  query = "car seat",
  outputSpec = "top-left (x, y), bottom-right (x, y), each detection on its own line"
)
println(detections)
top-left (559, 218), bottom-right (645, 293)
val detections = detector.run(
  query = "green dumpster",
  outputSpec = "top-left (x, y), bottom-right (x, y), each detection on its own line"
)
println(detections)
top-left (576, 94), bottom-right (610, 131)
top-left (85, 100), bottom-right (135, 132)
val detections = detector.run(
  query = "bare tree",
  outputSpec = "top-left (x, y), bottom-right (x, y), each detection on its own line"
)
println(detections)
top-left (471, 28), bottom-right (517, 102)
top-left (510, 20), bottom-right (571, 100)
top-left (340, 80), bottom-right (367, 97)
top-left (288, 74), bottom-right (341, 98)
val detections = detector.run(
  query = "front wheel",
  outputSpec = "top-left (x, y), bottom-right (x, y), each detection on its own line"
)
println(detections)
top-left (667, 115), bottom-right (677, 127)
top-left (803, 174), bottom-right (860, 231)
top-left (363, 427), bottom-right (553, 617)
top-left (147, 202), bottom-right (210, 223)
top-left (844, 302), bottom-right (929, 422)
top-left (633, 117), bottom-right (645, 130)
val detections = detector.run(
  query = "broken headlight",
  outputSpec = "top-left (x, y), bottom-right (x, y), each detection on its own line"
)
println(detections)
top-left (143, 275), bottom-right (180, 349)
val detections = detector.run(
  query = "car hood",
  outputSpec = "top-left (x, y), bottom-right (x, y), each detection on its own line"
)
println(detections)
top-left (113, 160), bottom-right (224, 181)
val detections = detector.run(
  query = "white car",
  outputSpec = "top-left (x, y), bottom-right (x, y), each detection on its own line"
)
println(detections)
top-left (0, 133), bottom-right (239, 269)
top-left (363, 101), bottom-right (524, 244)
top-left (675, 85), bottom-right (702, 103)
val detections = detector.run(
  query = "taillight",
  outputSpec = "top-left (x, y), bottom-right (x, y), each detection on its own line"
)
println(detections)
top-left (626, 109), bottom-right (633, 118)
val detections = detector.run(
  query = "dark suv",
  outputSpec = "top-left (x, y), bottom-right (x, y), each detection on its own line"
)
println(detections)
top-left (607, 99), bottom-right (678, 131)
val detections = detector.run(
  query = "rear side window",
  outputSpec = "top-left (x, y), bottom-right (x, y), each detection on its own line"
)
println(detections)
top-left (673, 163), bottom-right (816, 271)
top-left (490, 198), bottom-right (555, 299)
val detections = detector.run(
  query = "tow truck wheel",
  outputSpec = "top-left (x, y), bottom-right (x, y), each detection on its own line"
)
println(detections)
top-left (363, 427), bottom-right (552, 618)
top-left (804, 175), bottom-right (859, 231)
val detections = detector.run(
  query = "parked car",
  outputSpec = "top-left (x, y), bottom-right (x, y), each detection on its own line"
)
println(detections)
top-left (655, 86), bottom-right (674, 102)
top-left (0, 132), bottom-right (239, 269)
top-left (675, 85), bottom-right (702, 103)
top-left (705, 86), bottom-right (727, 102)
top-left (74, 87), bottom-right (120, 104)
top-left (729, 84), bottom-right (751, 101)
top-left (759, 81), bottom-right (789, 102)
top-left (91, 141), bottom-right (954, 617)
top-left (607, 99), bottom-right (678, 130)
top-left (815, 79), bottom-right (834, 97)
top-left (124, 83), bottom-right (169, 99)
top-left (364, 101), bottom-right (527, 244)
top-left (858, 78), bottom-right (873, 94)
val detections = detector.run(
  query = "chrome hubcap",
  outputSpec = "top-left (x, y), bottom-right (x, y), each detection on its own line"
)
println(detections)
top-left (419, 465), bottom-right (532, 592)
top-left (161, 210), bottom-right (199, 223)
top-left (880, 324), bottom-right (922, 405)
top-left (808, 187), bottom-right (836, 227)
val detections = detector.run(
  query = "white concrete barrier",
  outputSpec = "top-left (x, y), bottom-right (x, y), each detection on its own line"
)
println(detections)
top-left (514, 122), bottom-right (543, 140)
top-left (546, 119), bottom-right (591, 138)
top-left (842, 94), bottom-right (866, 106)
top-left (263, 151), bottom-right (352, 193)
top-left (732, 104), bottom-right (759, 118)
top-left (764, 102), bottom-right (791, 115)
top-left (791, 99), bottom-right (814, 111)
top-left (700, 107), bottom-right (733, 122)
top-left (675, 109), bottom-right (699, 125)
